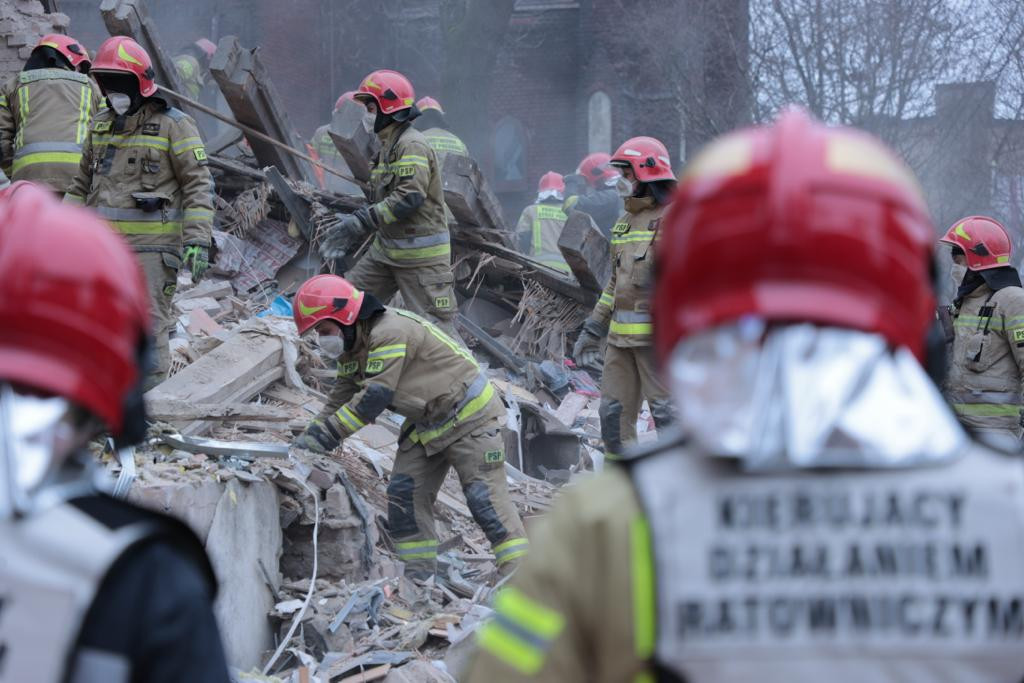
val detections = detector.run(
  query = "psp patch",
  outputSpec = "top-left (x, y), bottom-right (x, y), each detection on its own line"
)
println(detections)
top-left (142, 122), bottom-right (161, 136)
top-left (338, 360), bottom-right (359, 376)
top-left (612, 222), bottom-right (630, 235)
top-left (434, 296), bottom-right (451, 309)
top-left (92, 120), bottom-right (112, 133)
top-left (365, 359), bottom-right (385, 374)
top-left (193, 148), bottom-right (208, 162)
top-left (484, 450), bottom-right (504, 464)
top-left (1014, 328), bottom-right (1024, 345)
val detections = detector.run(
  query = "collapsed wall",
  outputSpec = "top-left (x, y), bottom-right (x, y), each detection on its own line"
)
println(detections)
top-left (0, 1), bottom-right (69, 80)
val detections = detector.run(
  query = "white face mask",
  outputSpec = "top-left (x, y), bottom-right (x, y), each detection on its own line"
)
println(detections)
top-left (107, 93), bottom-right (132, 116)
top-left (950, 263), bottom-right (968, 288)
top-left (615, 175), bottom-right (634, 198)
top-left (319, 334), bottom-right (346, 358)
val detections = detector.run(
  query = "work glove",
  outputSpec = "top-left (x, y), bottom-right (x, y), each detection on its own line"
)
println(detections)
top-left (293, 419), bottom-right (339, 454)
top-left (573, 318), bottom-right (606, 369)
top-left (181, 245), bottom-right (210, 281)
top-left (320, 208), bottom-right (372, 260)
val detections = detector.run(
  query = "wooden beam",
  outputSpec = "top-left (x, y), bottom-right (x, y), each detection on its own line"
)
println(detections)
top-left (441, 153), bottom-right (511, 242)
top-left (208, 35), bottom-right (315, 184)
top-left (146, 401), bottom-right (294, 422)
top-left (457, 314), bottom-right (527, 373)
top-left (99, 0), bottom-right (209, 138)
top-left (328, 99), bottom-right (378, 191)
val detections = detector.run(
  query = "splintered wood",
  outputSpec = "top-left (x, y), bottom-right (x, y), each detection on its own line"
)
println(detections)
top-left (511, 280), bottom-right (588, 361)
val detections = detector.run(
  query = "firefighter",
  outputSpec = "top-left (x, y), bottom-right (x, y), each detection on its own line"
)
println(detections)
top-left (320, 70), bottom-right (460, 339)
top-left (572, 136), bottom-right (675, 460)
top-left (467, 108), bottom-right (1024, 683)
top-left (414, 96), bottom-right (468, 163)
top-left (562, 151), bottom-right (621, 236)
top-left (65, 37), bottom-right (215, 390)
top-left (291, 275), bottom-right (528, 578)
top-left (0, 182), bottom-right (230, 683)
top-left (0, 34), bottom-right (103, 192)
top-left (173, 38), bottom-right (217, 101)
top-left (514, 171), bottom-right (569, 272)
top-left (308, 91), bottom-right (361, 194)
top-left (940, 215), bottom-right (1024, 440)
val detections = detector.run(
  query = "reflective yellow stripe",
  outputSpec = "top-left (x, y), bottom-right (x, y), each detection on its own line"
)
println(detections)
top-left (184, 207), bottom-right (214, 221)
top-left (76, 83), bottom-right (90, 144)
top-left (15, 86), bottom-right (28, 148)
top-left (110, 221), bottom-right (182, 235)
top-left (335, 405), bottom-right (366, 432)
top-left (612, 231), bottom-right (657, 245)
top-left (477, 587), bottom-right (566, 674)
top-left (477, 621), bottom-right (546, 675)
top-left (413, 382), bottom-right (494, 445)
top-left (599, 292), bottom-right (614, 308)
top-left (493, 537), bottom-right (529, 565)
top-left (609, 321), bottom-right (653, 336)
top-left (0, 95), bottom-right (7, 107)
top-left (94, 134), bottom-right (170, 151)
top-left (395, 538), bottom-right (438, 560)
top-left (368, 344), bottom-right (407, 361)
top-left (532, 215), bottom-right (543, 255)
top-left (11, 151), bottom-right (81, 173)
top-left (953, 403), bottom-right (1022, 417)
top-left (631, 516), bottom-right (655, 660)
top-left (172, 136), bottom-right (205, 154)
top-left (378, 203), bottom-right (396, 224)
top-left (375, 241), bottom-right (450, 260)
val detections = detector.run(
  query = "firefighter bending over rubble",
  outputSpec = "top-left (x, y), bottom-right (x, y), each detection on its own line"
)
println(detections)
top-left (320, 70), bottom-right (461, 341)
top-left (291, 275), bottom-right (529, 579)
top-left (0, 182), bottom-right (229, 683)
top-left (468, 109), bottom-right (1024, 681)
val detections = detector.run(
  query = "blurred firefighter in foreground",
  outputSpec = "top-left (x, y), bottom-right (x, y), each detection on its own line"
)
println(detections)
top-left (308, 91), bottom-right (362, 195)
top-left (573, 136), bottom-right (675, 460)
top-left (940, 215), bottom-right (1024, 439)
top-left (65, 36), bottom-right (215, 390)
top-left (562, 151), bottom-right (621, 235)
top-left (291, 275), bottom-right (528, 579)
top-left (515, 171), bottom-right (569, 272)
top-left (0, 34), bottom-right (103, 192)
top-left (414, 96), bottom-right (468, 164)
top-left (467, 108), bottom-right (1024, 682)
top-left (320, 70), bottom-right (461, 339)
top-left (0, 183), bottom-right (230, 683)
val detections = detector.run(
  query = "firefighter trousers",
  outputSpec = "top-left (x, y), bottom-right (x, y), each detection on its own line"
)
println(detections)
top-left (346, 248), bottom-right (461, 341)
top-left (386, 415), bottom-right (529, 579)
top-left (137, 251), bottom-right (180, 391)
top-left (599, 343), bottom-right (674, 459)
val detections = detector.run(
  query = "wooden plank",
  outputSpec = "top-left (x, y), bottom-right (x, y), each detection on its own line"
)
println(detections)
top-left (328, 99), bottom-right (378, 190)
top-left (558, 210), bottom-right (611, 293)
top-left (265, 165), bottom-right (313, 239)
top-left (146, 400), bottom-right (294, 422)
top-left (457, 314), bottom-right (527, 373)
top-left (208, 36), bottom-right (314, 183)
top-left (337, 664), bottom-right (391, 682)
top-left (100, 0), bottom-right (210, 138)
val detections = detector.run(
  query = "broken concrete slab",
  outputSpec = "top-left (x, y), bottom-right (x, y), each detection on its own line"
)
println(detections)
top-left (328, 98), bottom-right (379, 190)
top-left (177, 278), bottom-right (234, 302)
top-left (146, 401), bottom-right (294, 423)
top-left (175, 296), bottom-right (221, 317)
top-left (187, 308), bottom-right (224, 337)
top-left (207, 477), bottom-right (282, 670)
top-left (441, 153), bottom-right (509, 237)
top-left (209, 35), bottom-right (315, 184)
top-left (553, 391), bottom-right (589, 428)
top-left (558, 210), bottom-right (611, 294)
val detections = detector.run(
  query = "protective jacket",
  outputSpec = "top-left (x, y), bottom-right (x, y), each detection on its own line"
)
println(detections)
top-left (364, 122), bottom-right (450, 268)
top-left (0, 68), bottom-right (103, 190)
top-left (515, 199), bottom-right (569, 272)
top-left (469, 433), bottom-right (1024, 682)
top-left (316, 308), bottom-right (501, 456)
top-left (65, 101), bottom-right (214, 253)
top-left (173, 54), bottom-right (203, 100)
top-left (0, 493), bottom-right (228, 683)
top-left (589, 196), bottom-right (666, 348)
top-left (421, 125), bottom-right (468, 165)
top-left (945, 282), bottom-right (1024, 435)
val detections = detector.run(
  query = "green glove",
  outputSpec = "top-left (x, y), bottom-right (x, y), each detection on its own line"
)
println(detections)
top-left (182, 245), bottom-right (210, 281)
top-left (293, 419), bottom-right (339, 454)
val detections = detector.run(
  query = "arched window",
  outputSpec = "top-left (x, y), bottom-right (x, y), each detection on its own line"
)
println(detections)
top-left (494, 116), bottom-right (527, 189)
top-left (588, 91), bottom-right (611, 153)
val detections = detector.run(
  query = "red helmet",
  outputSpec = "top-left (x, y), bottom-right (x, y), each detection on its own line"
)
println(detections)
top-left (939, 216), bottom-right (1012, 271)
top-left (577, 152), bottom-right (617, 188)
top-left (416, 96), bottom-right (443, 114)
top-left (334, 90), bottom-right (358, 112)
top-left (35, 34), bottom-right (91, 72)
top-left (0, 182), bottom-right (150, 436)
top-left (655, 108), bottom-right (934, 364)
top-left (610, 136), bottom-right (675, 183)
top-left (194, 38), bottom-right (217, 60)
top-left (92, 36), bottom-right (157, 97)
top-left (355, 69), bottom-right (415, 116)
top-left (293, 275), bottom-right (365, 335)
top-left (538, 171), bottom-right (565, 195)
